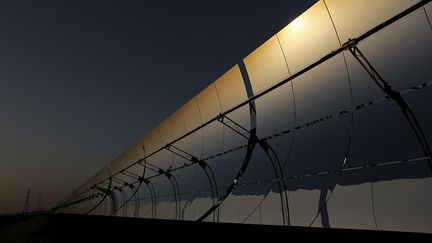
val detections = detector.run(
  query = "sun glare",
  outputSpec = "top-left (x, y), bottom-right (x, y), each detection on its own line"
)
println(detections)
top-left (291, 18), bottom-right (302, 30)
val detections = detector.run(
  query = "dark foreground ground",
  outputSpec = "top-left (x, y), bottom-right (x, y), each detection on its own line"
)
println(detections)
top-left (0, 213), bottom-right (430, 242)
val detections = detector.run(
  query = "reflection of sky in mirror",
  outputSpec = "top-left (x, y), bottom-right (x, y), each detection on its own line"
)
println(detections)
top-left (0, 0), bottom-right (314, 214)
top-left (49, 1), bottom-right (432, 232)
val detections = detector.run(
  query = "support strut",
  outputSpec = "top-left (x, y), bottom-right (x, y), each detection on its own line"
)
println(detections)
top-left (165, 144), bottom-right (220, 221)
top-left (348, 40), bottom-right (432, 172)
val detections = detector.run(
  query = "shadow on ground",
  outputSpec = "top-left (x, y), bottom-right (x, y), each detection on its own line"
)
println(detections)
top-left (0, 213), bottom-right (430, 242)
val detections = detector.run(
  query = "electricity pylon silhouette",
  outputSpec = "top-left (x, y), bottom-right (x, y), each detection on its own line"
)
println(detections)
top-left (22, 188), bottom-right (31, 215)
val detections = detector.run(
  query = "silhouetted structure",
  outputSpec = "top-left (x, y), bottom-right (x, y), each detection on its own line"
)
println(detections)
top-left (54, 0), bottom-right (432, 234)
top-left (22, 188), bottom-right (30, 215)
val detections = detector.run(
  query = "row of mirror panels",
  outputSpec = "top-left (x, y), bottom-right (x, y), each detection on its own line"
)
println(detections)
top-left (59, 0), bottom-right (432, 233)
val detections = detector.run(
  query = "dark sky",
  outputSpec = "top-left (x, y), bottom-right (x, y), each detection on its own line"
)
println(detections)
top-left (0, 0), bottom-right (314, 214)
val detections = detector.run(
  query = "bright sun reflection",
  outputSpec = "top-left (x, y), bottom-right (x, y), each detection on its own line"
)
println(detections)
top-left (291, 18), bottom-right (302, 30)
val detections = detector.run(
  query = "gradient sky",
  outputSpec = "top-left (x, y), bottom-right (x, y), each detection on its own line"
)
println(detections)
top-left (0, 0), bottom-right (314, 214)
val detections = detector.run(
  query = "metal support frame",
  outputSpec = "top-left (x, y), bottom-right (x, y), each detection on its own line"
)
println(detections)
top-left (217, 113), bottom-right (290, 225)
top-left (54, 1), bottom-right (432, 223)
top-left (163, 171), bottom-right (182, 220)
top-left (133, 187), bottom-right (140, 218)
top-left (347, 40), bottom-right (432, 172)
top-left (197, 127), bottom-right (258, 222)
top-left (83, 176), bottom-right (113, 215)
top-left (217, 114), bottom-right (250, 139)
top-left (257, 139), bottom-right (290, 226)
top-left (165, 144), bottom-right (220, 222)
top-left (198, 160), bottom-right (219, 222)
top-left (143, 179), bottom-right (157, 218)
top-left (119, 188), bottom-right (127, 217)
top-left (109, 165), bottom-right (147, 217)
top-left (108, 190), bottom-right (118, 216)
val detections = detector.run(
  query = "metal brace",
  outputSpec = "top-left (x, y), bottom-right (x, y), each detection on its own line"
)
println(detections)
top-left (347, 39), bottom-right (432, 172)
top-left (164, 143), bottom-right (220, 222)
top-left (217, 113), bottom-right (250, 140)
